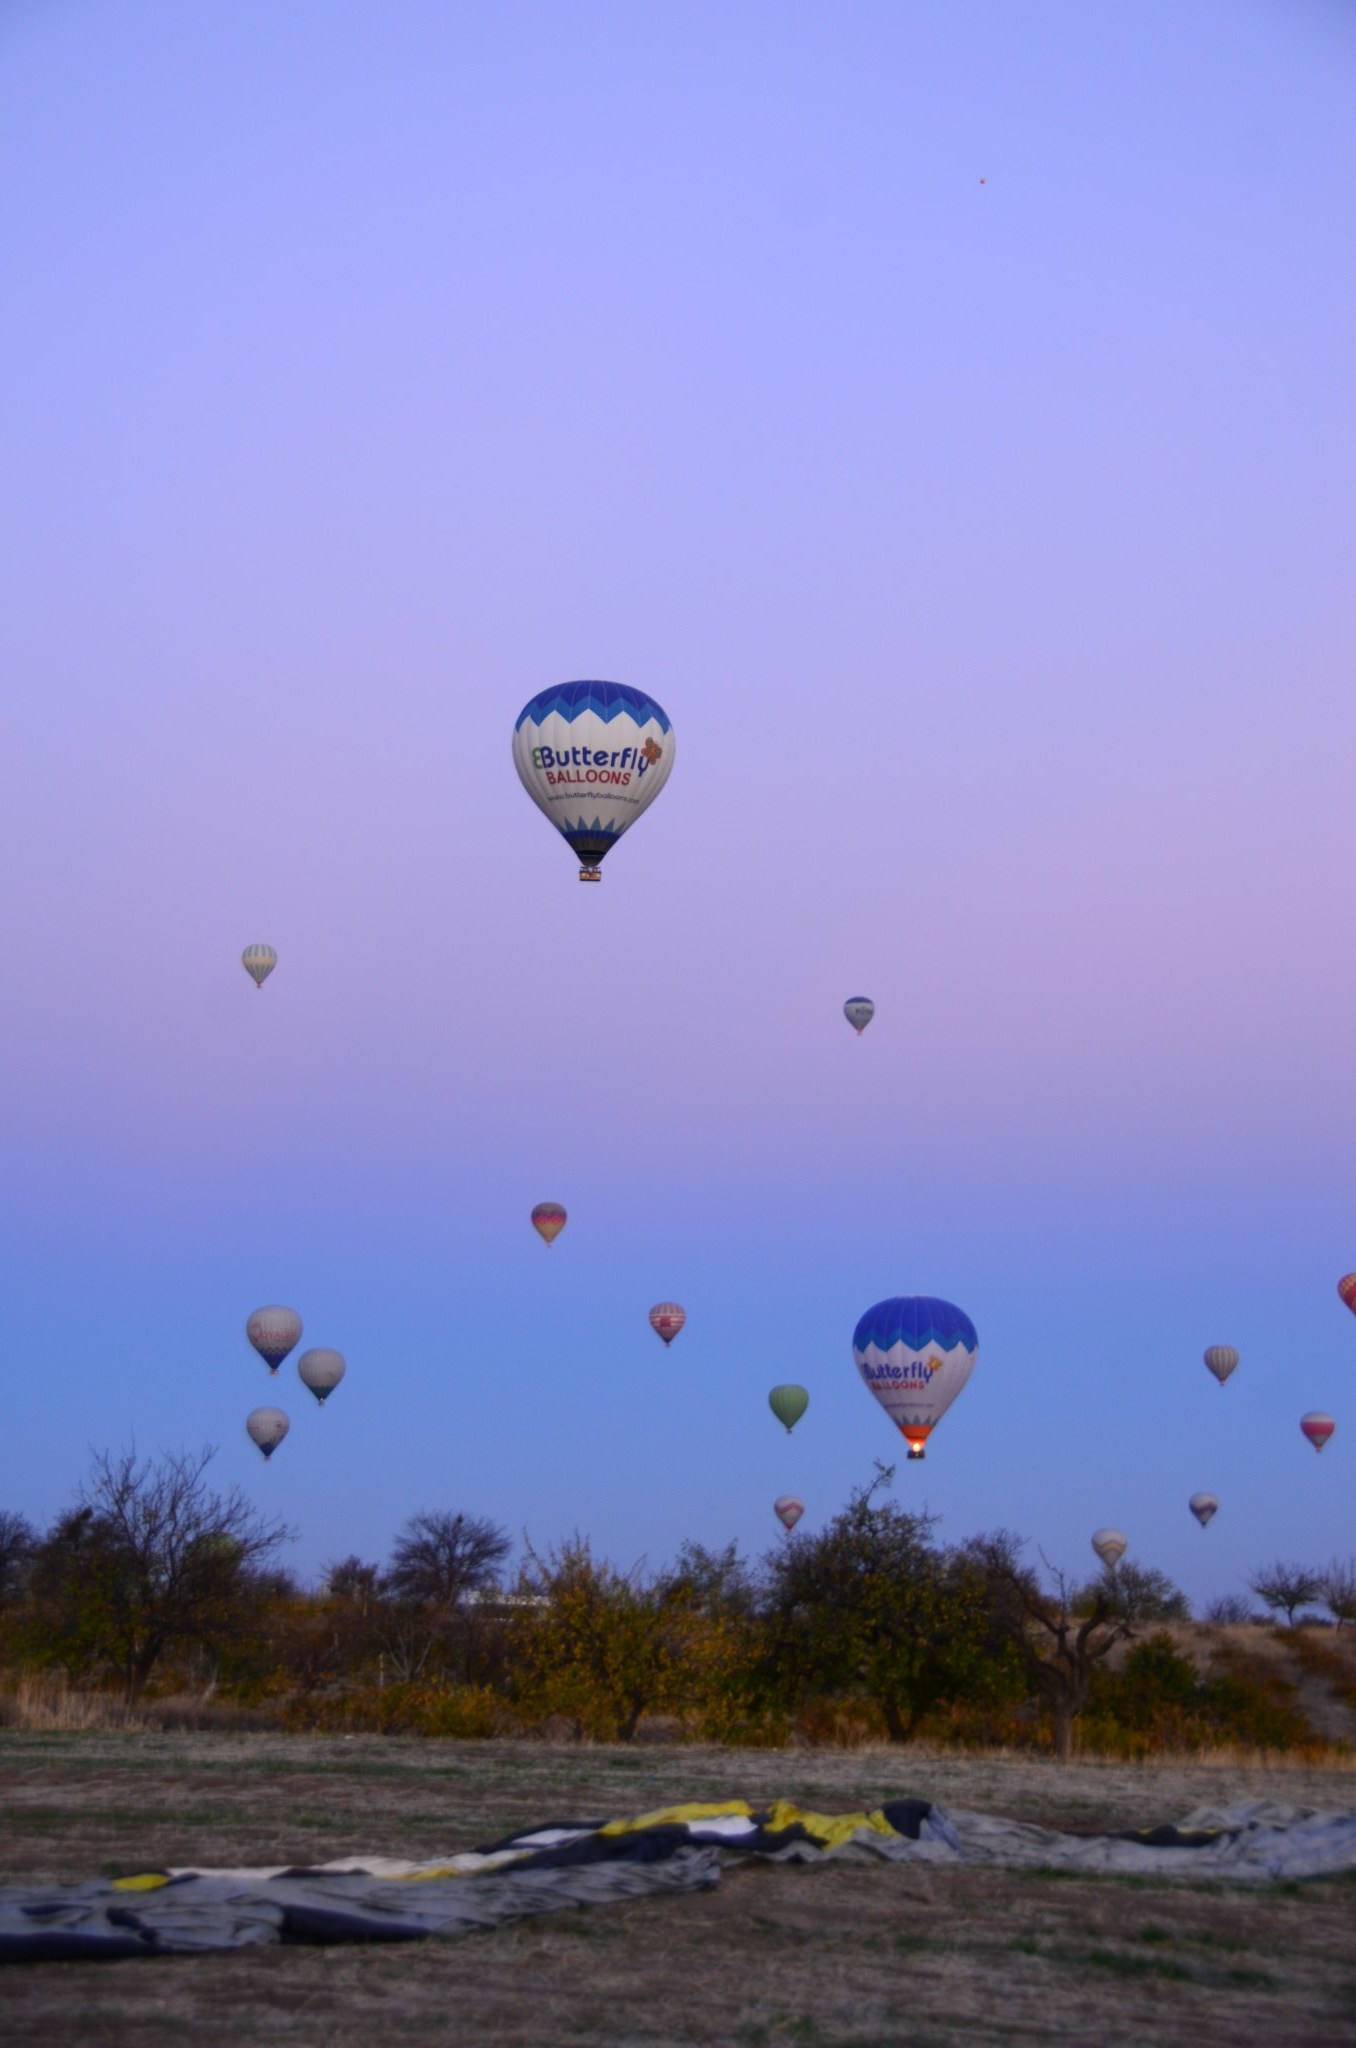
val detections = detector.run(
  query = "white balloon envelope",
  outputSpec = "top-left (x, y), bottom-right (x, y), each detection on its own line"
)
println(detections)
top-left (1091, 1528), bottom-right (1127, 1567)
top-left (1189, 1493), bottom-right (1219, 1528)
top-left (247, 1407), bottom-right (289, 1459)
top-left (512, 681), bottom-right (674, 881)
top-left (246, 1305), bottom-right (303, 1374)
top-left (843, 997), bottom-right (875, 1034)
top-left (774, 1495), bottom-right (804, 1533)
top-left (298, 1347), bottom-right (346, 1406)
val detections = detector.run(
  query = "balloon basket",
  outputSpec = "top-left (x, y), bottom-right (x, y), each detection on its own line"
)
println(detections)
top-left (578, 866), bottom-right (602, 882)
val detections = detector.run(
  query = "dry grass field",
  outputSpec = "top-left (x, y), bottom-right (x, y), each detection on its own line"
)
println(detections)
top-left (3, 1732), bottom-right (1356, 2046)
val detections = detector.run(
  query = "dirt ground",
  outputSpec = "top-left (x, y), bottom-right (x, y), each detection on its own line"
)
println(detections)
top-left (3, 1733), bottom-right (1355, 2046)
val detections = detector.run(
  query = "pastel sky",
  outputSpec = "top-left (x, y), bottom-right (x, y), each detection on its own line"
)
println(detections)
top-left (2, 0), bottom-right (1353, 1606)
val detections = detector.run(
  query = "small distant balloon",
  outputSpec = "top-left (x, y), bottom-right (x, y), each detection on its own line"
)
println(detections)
top-left (1189, 1493), bottom-right (1219, 1529)
top-left (774, 1495), bottom-right (804, 1534)
top-left (246, 1306), bottom-right (303, 1375)
top-left (1203, 1345), bottom-right (1239, 1386)
top-left (531, 1202), bottom-right (567, 1246)
top-left (242, 944), bottom-right (277, 990)
top-left (843, 997), bottom-right (875, 1035)
top-left (768, 1384), bottom-right (809, 1433)
top-left (1092, 1528), bottom-right (1127, 1568)
top-left (1301, 1411), bottom-right (1335, 1453)
top-left (298, 1347), bottom-right (345, 1406)
top-left (648, 1303), bottom-right (686, 1346)
top-left (247, 1407), bottom-right (289, 1459)
top-left (1338, 1274), bottom-right (1356, 1318)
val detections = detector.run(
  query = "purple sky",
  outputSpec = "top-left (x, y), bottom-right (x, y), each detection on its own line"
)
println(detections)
top-left (2, 1), bottom-right (1354, 1606)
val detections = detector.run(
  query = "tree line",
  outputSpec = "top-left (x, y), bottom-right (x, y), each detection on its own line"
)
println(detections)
top-left (1, 1452), bottom-right (1351, 1759)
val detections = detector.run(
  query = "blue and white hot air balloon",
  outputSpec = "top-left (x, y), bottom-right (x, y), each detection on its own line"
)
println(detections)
top-left (512, 681), bottom-right (675, 881)
top-left (852, 1295), bottom-right (978, 1459)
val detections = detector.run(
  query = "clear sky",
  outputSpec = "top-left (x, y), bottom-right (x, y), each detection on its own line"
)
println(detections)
top-left (2, 0), bottom-right (1353, 1606)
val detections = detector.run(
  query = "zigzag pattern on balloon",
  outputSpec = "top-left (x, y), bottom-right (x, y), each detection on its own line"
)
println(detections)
top-left (515, 681), bottom-right (672, 732)
top-left (852, 1297), bottom-right (978, 1355)
top-left (562, 817), bottom-right (625, 841)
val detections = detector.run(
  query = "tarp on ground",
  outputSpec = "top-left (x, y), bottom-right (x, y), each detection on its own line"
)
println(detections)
top-left (3, 1796), bottom-right (1355, 1964)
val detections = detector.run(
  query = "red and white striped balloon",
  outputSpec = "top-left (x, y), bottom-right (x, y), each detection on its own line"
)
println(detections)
top-left (1301, 1411), bottom-right (1336, 1453)
top-left (774, 1496), bottom-right (804, 1534)
top-left (648, 1302), bottom-right (686, 1346)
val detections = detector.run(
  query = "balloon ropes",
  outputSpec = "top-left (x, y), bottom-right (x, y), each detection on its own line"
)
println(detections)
top-left (768, 1385), bottom-right (809, 1434)
top-left (512, 681), bottom-right (675, 881)
top-left (1203, 1345), bottom-right (1238, 1386)
top-left (843, 997), bottom-right (875, 1035)
top-left (242, 944), bottom-right (277, 989)
top-left (852, 1295), bottom-right (977, 1459)
top-left (1092, 1529), bottom-right (1127, 1567)
top-left (246, 1306), bottom-right (303, 1374)
top-left (532, 1202), bottom-right (567, 1246)
top-left (649, 1303), bottom-right (686, 1346)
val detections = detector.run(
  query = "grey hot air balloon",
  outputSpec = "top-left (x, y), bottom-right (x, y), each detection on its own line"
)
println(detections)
top-left (298, 1347), bottom-right (346, 1406)
top-left (1189, 1492), bottom-right (1219, 1528)
top-left (1204, 1345), bottom-right (1238, 1386)
top-left (246, 1407), bottom-right (289, 1459)
top-left (246, 1305), bottom-right (303, 1374)
top-left (843, 997), bottom-right (875, 1035)
top-left (1091, 1528), bottom-right (1127, 1568)
top-left (242, 944), bottom-right (277, 990)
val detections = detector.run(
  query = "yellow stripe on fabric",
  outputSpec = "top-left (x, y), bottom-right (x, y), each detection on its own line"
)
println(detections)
top-left (762, 1800), bottom-right (898, 1846)
top-left (599, 1800), bottom-right (754, 1837)
top-left (112, 1873), bottom-right (173, 1892)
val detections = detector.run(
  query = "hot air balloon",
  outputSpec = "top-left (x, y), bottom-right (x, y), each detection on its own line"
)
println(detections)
top-left (1338, 1275), bottom-right (1356, 1318)
top-left (298, 1347), bottom-right (345, 1406)
top-left (512, 681), bottom-right (675, 881)
top-left (648, 1303), bottom-right (686, 1346)
top-left (768, 1384), bottom-right (809, 1433)
top-left (774, 1496), bottom-right (804, 1534)
top-left (843, 997), bottom-right (875, 1035)
top-left (246, 1306), bottom-right (303, 1375)
top-left (853, 1295), bottom-right (977, 1458)
top-left (1092, 1528), bottom-right (1127, 1568)
top-left (242, 944), bottom-right (277, 989)
top-left (1189, 1493), bottom-right (1219, 1528)
top-left (531, 1202), bottom-right (567, 1246)
top-left (246, 1408), bottom-right (289, 1459)
top-left (1301, 1412), bottom-right (1335, 1452)
top-left (1204, 1345), bottom-right (1239, 1386)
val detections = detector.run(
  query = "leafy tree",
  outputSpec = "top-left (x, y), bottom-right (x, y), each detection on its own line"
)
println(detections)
top-left (1078, 1561), bottom-right (1189, 1622)
top-left (761, 1470), bottom-right (1016, 1743)
top-left (25, 1449), bottom-right (289, 1702)
top-left (1248, 1561), bottom-right (1323, 1627)
top-left (511, 1538), bottom-right (701, 1740)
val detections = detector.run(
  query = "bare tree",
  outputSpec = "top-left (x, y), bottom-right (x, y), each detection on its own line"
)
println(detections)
top-left (1248, 1561), bottom-right (1323, 1628)
top-left (1319, 1559), bottom-right (1356, 1630)
top-left (0, 1511), bottom-right (37, 1608)
top-left (29, 1448), bottom-right (289, 1702)
top-left (967, 1533), bottom-right (1138, 1761)
top-left (1203, 1592), bottom-right (1255, 1625)
top-left (387, 1512), bottom-right (509, 1607)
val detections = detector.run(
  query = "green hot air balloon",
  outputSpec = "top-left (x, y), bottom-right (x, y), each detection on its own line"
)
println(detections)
top-left (768, 1384), bottom-right (809, 1434)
